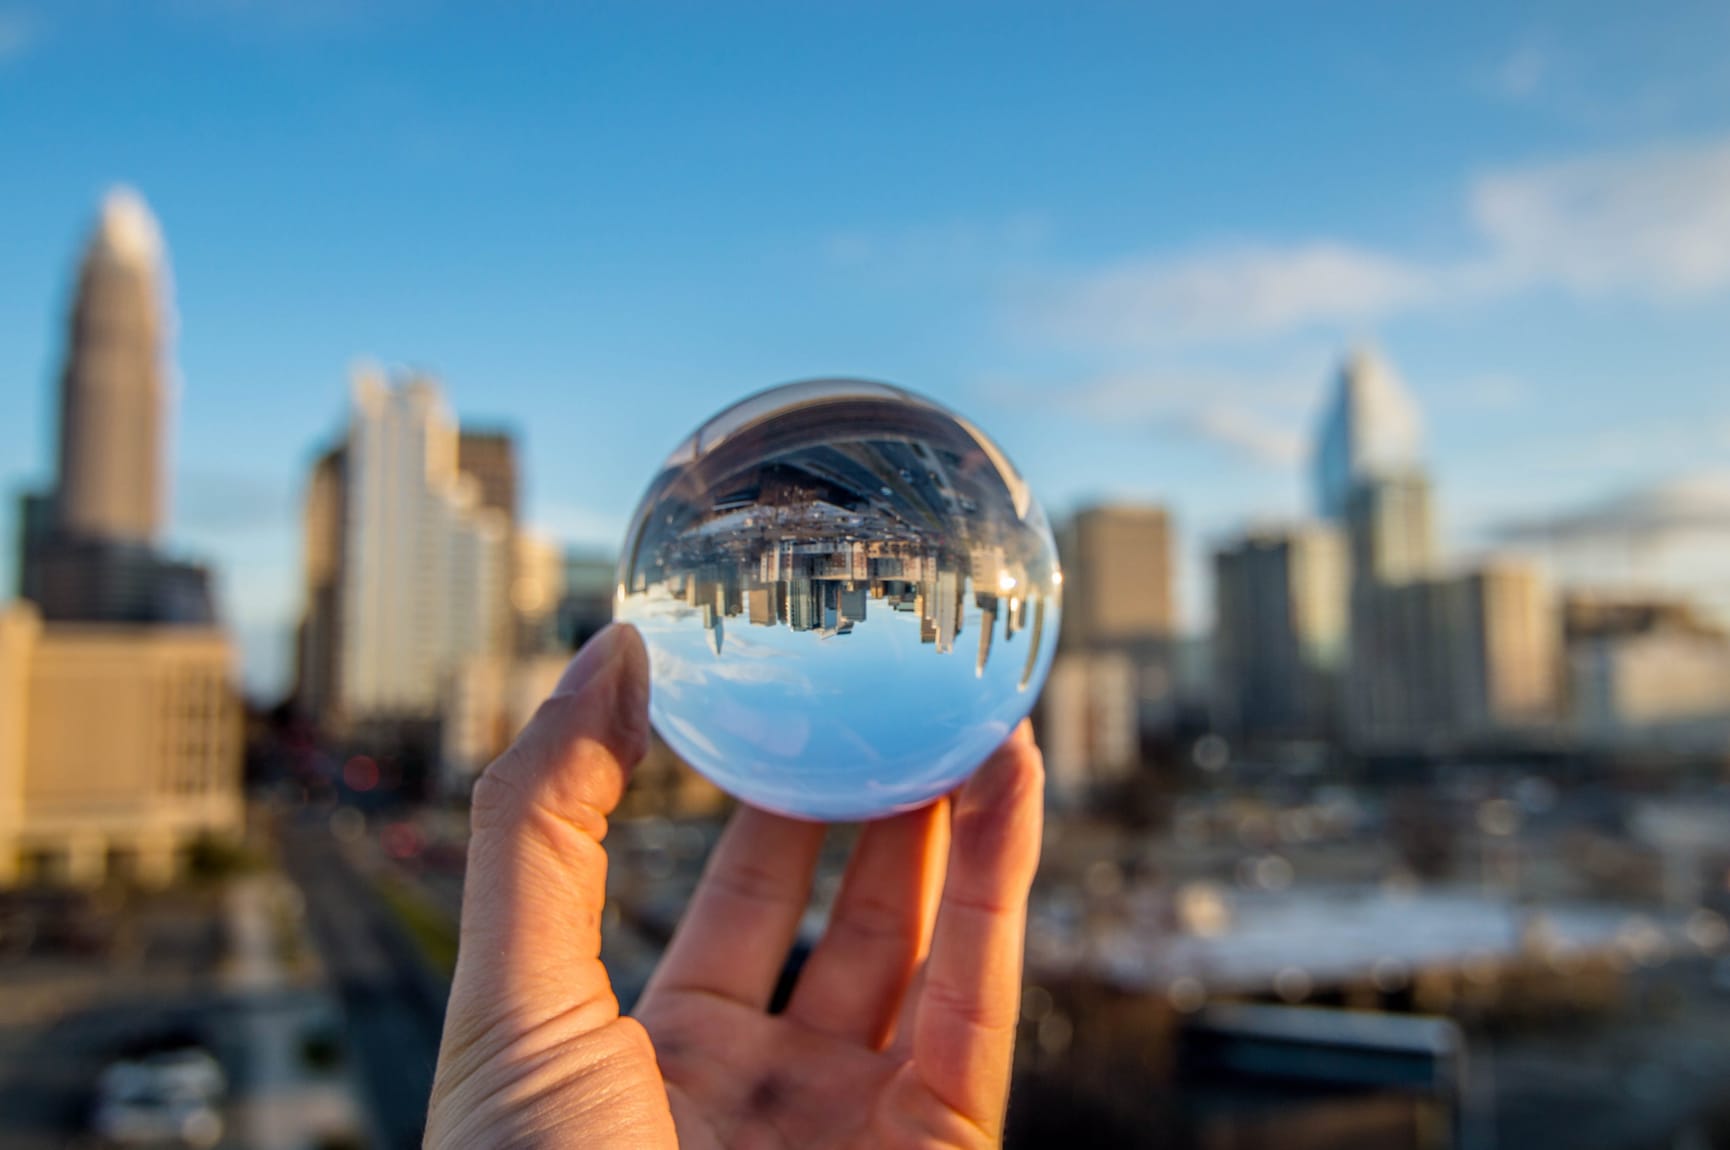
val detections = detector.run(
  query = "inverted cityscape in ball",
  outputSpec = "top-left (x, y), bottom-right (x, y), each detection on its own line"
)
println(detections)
top-left (615, 378), bottom-right (1062, 821)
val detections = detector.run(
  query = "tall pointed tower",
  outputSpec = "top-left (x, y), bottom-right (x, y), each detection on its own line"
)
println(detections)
top-left (18, 188), bottom-right (210, 625)
top-left (1313, 346), bottom-right (1423, 522)
top-left (55, 187), bottom-right (168, 545)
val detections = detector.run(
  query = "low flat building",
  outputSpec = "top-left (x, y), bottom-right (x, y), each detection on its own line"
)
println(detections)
top-left (0, 602), bottom-right (243, 886)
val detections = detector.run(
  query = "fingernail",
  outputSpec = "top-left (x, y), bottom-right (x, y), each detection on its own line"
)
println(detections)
top-left (962, 733), bottom-right (1022, 810)
top-left (553, 624), bottom-right (624, 697)
top-left (612, 625), bottom-right (651, 736)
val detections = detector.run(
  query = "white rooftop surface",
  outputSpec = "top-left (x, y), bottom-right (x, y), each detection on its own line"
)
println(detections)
top-left (1033, 885), bottom-right (1707, 995)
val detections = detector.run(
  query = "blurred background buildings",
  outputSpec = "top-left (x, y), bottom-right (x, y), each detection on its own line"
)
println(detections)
top-left (5, 6), bottom-right (1730, 1148)
top-left (2, 192), bottom-right (240, 890)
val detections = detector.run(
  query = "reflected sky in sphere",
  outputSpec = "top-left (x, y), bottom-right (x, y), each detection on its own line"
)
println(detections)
top-left (616, 379), bottom-right (1062, 821)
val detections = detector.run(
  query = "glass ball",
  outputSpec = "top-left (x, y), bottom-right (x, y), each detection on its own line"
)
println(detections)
top-left (615, 379), bottom-right (1062, 821)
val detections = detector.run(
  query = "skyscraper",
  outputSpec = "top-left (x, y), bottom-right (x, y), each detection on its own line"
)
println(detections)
top-left (56, 188), bottom-right (168, 545)
top-left (1058, 504), bottom-right (1176, 651)
top-left (1214, 525), bottom-right (1348, 740)
top-left (1345, 470), bottom-right (1437, 587)
top-left (336, 370), bottom-right (511, 726)
top-left (1, 188), bottom-right (240, 887)
top-left (1055, 502), bottom-right (1176, 741)
top-left (18, 188), bottom-right (213, 625)
top-left (1314, 347), bottom-right (1424, 522)
top-left (1449, 561), bottom-right (1558, 736)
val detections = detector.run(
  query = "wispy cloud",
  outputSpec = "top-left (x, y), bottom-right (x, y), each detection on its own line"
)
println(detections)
top-left (988, 359), bottom-right (1326, 471)
top-left (1469, 140), bottom-right (1730, 297)
top-left (1038, 243), bottom-right (1433, 346)
top-left (1029, 136), bottom-right (1730, 349)
top-left (1491, 471), bottom-right (1730, 545)
top-left (0, 8), bottom-right (37, 62)
top-left (1488, 43), bottom-right (1549, 102)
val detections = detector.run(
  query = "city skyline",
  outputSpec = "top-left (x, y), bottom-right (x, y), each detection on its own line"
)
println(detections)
top-left (4, 5), bottom-right (1730, 696)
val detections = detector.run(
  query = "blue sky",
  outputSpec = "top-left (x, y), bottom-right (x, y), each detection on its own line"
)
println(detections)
top-left (3, 1), bottom-right (1729, 696)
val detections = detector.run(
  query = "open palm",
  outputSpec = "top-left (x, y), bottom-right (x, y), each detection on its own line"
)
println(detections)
top-left (427, 624), bottom-right (1045, 1149)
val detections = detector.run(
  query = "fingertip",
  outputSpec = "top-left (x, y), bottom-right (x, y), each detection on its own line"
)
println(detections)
top-left (959, 725), bottom-right (1044, 813)
top-left (554, 623), bottom-right (628, 697)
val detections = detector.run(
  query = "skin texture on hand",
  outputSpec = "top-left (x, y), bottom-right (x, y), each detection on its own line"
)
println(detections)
top-left (426, 623), bottom-right (1046, 1149)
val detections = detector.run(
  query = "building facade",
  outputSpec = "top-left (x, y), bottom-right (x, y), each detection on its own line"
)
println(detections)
top-left (1059, 504), bottom-right (1176, 651)
top-left (1214, 525), bottom-right (1348, 741)
top-left (336, 370), bottom-right (512, 726)
top-left (2, 188), bottom-right (241, 887)
top-left (55, 188), bottom-right (168, 545)
top-left (18, 189), bottom-right (216, 626)
top-left (1038, 651), bottom-right (1140, 805)
top-left (0, 606), bottom-right (241, 886)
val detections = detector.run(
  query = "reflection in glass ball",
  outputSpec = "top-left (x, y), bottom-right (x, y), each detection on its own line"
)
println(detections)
top-left (616, 379), bottom-right (1063, 821)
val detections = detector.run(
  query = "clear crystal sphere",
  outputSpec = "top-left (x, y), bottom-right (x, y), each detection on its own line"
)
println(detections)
top-left (615, 379), bottom-right (1063, 821)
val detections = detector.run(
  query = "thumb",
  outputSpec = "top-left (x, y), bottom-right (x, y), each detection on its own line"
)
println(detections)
top-left (456, 622), bottom-right (650, 1014)
top-left (433, 623), bottom-right (677, 1149)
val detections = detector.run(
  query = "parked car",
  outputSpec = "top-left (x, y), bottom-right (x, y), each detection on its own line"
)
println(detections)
top-left (92, 1046), bottom-right (225, 1148)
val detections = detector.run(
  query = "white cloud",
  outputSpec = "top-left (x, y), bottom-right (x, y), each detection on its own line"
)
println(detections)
top-left (1032, 136), bottom-right (1730, 348)
top-left (1180, 406), bottom-right (1309, 468)
top-left (1469, 140), bottom-right (1730, 297)
top-left (1491, 44), bottom-right (1549, 101)
top-left (994, 361), bottom-right (1324, 470)
top-left (1042, 243), bottom-right (1432, 346)
top-left (1494, 471), bottom-right (1730, 544)
top-left (0, 9), bottom-right (36, 61)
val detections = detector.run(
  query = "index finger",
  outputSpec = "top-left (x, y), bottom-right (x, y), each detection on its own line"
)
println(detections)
top-left (909, 722), bottom-right (1044, 1134)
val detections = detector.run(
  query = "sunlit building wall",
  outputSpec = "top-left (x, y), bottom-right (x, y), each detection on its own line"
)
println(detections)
top-left (54, 189), bottom-right (168, 546)
top-left (1572, 631), bottom-right (1730, 736)
top-left (0, 603), bottom-right (241, 887)
top-left (1449, 560), bottom-right (1559, 736)
top-left (1059, 504), bottom-right (1176, 650)
top-left (1039, 652), bottom-right (1139, 805)
top-left (337, 371), bottom-right (511, 723)
top-left (294, 445), bottom-right (345, 728)
top-left (511, 531), bottom-right (566, 655)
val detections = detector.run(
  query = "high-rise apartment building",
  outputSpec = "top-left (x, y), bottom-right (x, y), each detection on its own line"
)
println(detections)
top-left (1347, 561), bottom-right (1558, 750)
top-left (336, 371), bottom-right (511, 726)
top-left (1449, 561), bottom-right (1558, 736)
top-left (1059, 504), bottom-right (1175, 651)
top-left (1214, 525), bottom-right (1348, 740)
top-left (1346, 471), bottom-right (1437, 588)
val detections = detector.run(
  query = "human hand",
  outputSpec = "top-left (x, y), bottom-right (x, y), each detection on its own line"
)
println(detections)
top-left (426, 623), bottom-right (1046, 1148)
